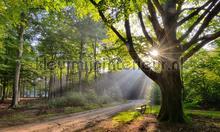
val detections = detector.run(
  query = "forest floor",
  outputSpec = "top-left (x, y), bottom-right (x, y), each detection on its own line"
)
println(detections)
top-left (82, 105), bottom-right (220, 132)
top-left (83, 113), bottom-right (220, 132)
top-left (0, 99), bottom-right (145, 131)
top-left (0, 98), bottom-right (127, 129)
top-left (0, 100), bottom-right (220, 132)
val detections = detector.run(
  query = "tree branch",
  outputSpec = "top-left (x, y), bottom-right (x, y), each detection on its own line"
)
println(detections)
top-left (182, 31), bottom-right (220, 63)
top-left (147, 0), bottom-right (164, 42)
top-left (90, 0), bottom-right (159, 81)
top-left (152, 0), bottom-right (164, 16)
top-left (137, 11), bottom-right (156, 46)
top-left (177, 0), bottom-right (184, 15)
top-left (183, 1), bottom-right (220, 51)
top-left (198, 30), bottom-right (220, 41)
top-left (179, 0), bottom-right (216, 42)
top-left (89, 0), bottom-right (126, 44)
top-left (124, 17), bottom-right (159, 81)
top-left (177, 0), bottom-right (213, 26)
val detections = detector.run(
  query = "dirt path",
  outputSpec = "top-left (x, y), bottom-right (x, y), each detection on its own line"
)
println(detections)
top-left (0, 100), bottom-right (145, 132)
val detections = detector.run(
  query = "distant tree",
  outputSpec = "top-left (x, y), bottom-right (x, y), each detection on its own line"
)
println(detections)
top-left (1, 0), bottom-right (68, 107)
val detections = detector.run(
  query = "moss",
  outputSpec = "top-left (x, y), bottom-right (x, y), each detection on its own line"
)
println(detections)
top-left (113, 110), bottom-right (141, 123)
top-left (145, 105), bottom-right (160, 114)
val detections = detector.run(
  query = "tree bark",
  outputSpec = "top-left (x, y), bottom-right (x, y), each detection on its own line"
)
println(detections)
top-left (11, 12), bottom-right (25, 108)
top-left (48, 72), bottom-right (54, 99)
top-left (1, 78), bottom-right (7, 102)
top-left (34, 80), bottom-right (36, 98)
top-left (85, 62), bottom-right (89, 82)
top-left (93, 40), bottom-right (97, 80)
top-left (78, 39), bottom-right (84, 93)
top-left (60, 66), bottom-right (63, 96)
top-left (157, 68), bottom-right (185, 123)
top-left (44, 77), bottom-right (47, 98)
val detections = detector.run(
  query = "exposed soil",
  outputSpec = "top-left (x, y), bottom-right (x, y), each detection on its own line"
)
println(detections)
top-left (83, 114), bottom-right (220, 132)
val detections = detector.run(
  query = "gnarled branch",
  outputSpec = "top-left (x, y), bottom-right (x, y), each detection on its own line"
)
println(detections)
top-left (152, 0), bottom-right (164, 16)
top-left (138, 11), bottom-right (156, 46)
top-left (182, 30), bottom-right (220, 62)
top-left (89, 0), bottom-right (126, 43)
top-left (177, 0), bottom-right (214, 26)
top-left (183, 1), bottom-right (220, 51)
top-left (147, 0), bottom-right (164, 42)
top-left (124, 17), bottom-right (159, 81)
top-left (90, 0), bottom-right (159, 81)
top-left (179, 0), bottom-right (217, 42)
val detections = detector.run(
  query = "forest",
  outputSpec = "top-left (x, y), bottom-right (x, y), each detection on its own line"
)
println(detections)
top-left (0, 0), bottom-right (219, 131)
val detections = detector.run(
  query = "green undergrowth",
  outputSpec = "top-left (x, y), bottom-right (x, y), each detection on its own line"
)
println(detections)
top-left (185, 109), bottom-right (220, 119)
top-left (0, 91), bottom-right (124, 128)
top-left (144, 105), bottom-right (220, 119)
top-left (48, 91), bottom-right (121, 108)
top-left (112, 105), bottom-right (220, 125)
top-left (113, 110), bottom-right (141, 123)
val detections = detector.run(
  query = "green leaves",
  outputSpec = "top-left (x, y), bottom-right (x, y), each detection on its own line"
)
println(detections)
top-left (183, 46), bottom-right (220, 108)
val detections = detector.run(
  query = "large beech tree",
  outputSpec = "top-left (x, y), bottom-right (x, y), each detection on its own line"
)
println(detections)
top-left (85, 0), bottom-right (220, 122)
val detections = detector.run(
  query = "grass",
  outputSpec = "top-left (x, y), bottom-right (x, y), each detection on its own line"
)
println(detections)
top-left (145, 105), bottom-right (220, 119)
top-left (145, 105), bottom-right (160, 114)
top-left (112, 105), bottom-right (220, 125)
top-left (113, 110), bottom-right (141, 123)
top-left (185, 109), bottom-right (220, 119)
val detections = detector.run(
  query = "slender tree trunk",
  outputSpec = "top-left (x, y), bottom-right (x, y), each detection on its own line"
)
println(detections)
top-left (22, 80), bottom-right (25, 98)
top-left (44, 57), bottom-right (47, 98)
top-left (11, 13), bottom-right (25, 108)
top-left (60, 66), bottom-right (63, 96)
top-left (48, 71), bottom-right (53, 99)
top-left (44, 77), bottom-right (47, 98)
top-left (66, 61), bottom-right (70, 89)
top-left (93, 40), bottom-right (97, 80)
top-left (72, 62), bottom-right (75, 90)
top-left (1, 78), bottom-right (7, 102)
top-left (0, 79), bottom-right (2, 98)
top-left (85, 62), bottom-right (88, 82)
top-left (53, 75), bottom-right (56, 97)
top-left (79, 39), bottom-right (84, 93)
top-left (34, 81), bottom-right (36, 98)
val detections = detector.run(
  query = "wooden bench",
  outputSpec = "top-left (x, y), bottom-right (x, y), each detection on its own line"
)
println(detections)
top-left (136, 104), bottom-right (147, 114)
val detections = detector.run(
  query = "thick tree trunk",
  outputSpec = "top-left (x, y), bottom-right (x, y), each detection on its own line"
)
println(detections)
top-left (157, 68), bottom-right (185, 123)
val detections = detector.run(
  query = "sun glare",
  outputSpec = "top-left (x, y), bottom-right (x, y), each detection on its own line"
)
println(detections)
top-left (150, 49), bottom-right (159, 57)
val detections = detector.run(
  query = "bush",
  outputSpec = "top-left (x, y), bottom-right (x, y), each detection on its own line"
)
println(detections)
top-left (48, 92), bottom-right (87, 108)
top-left (48, 90), bottom-right (118, 109)
top-left (83, 90), bottom-right (99, 103)
top-left (97, 95), bottom-right (113, 105)
top-left (149, 83), bottom-right (161, 105)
